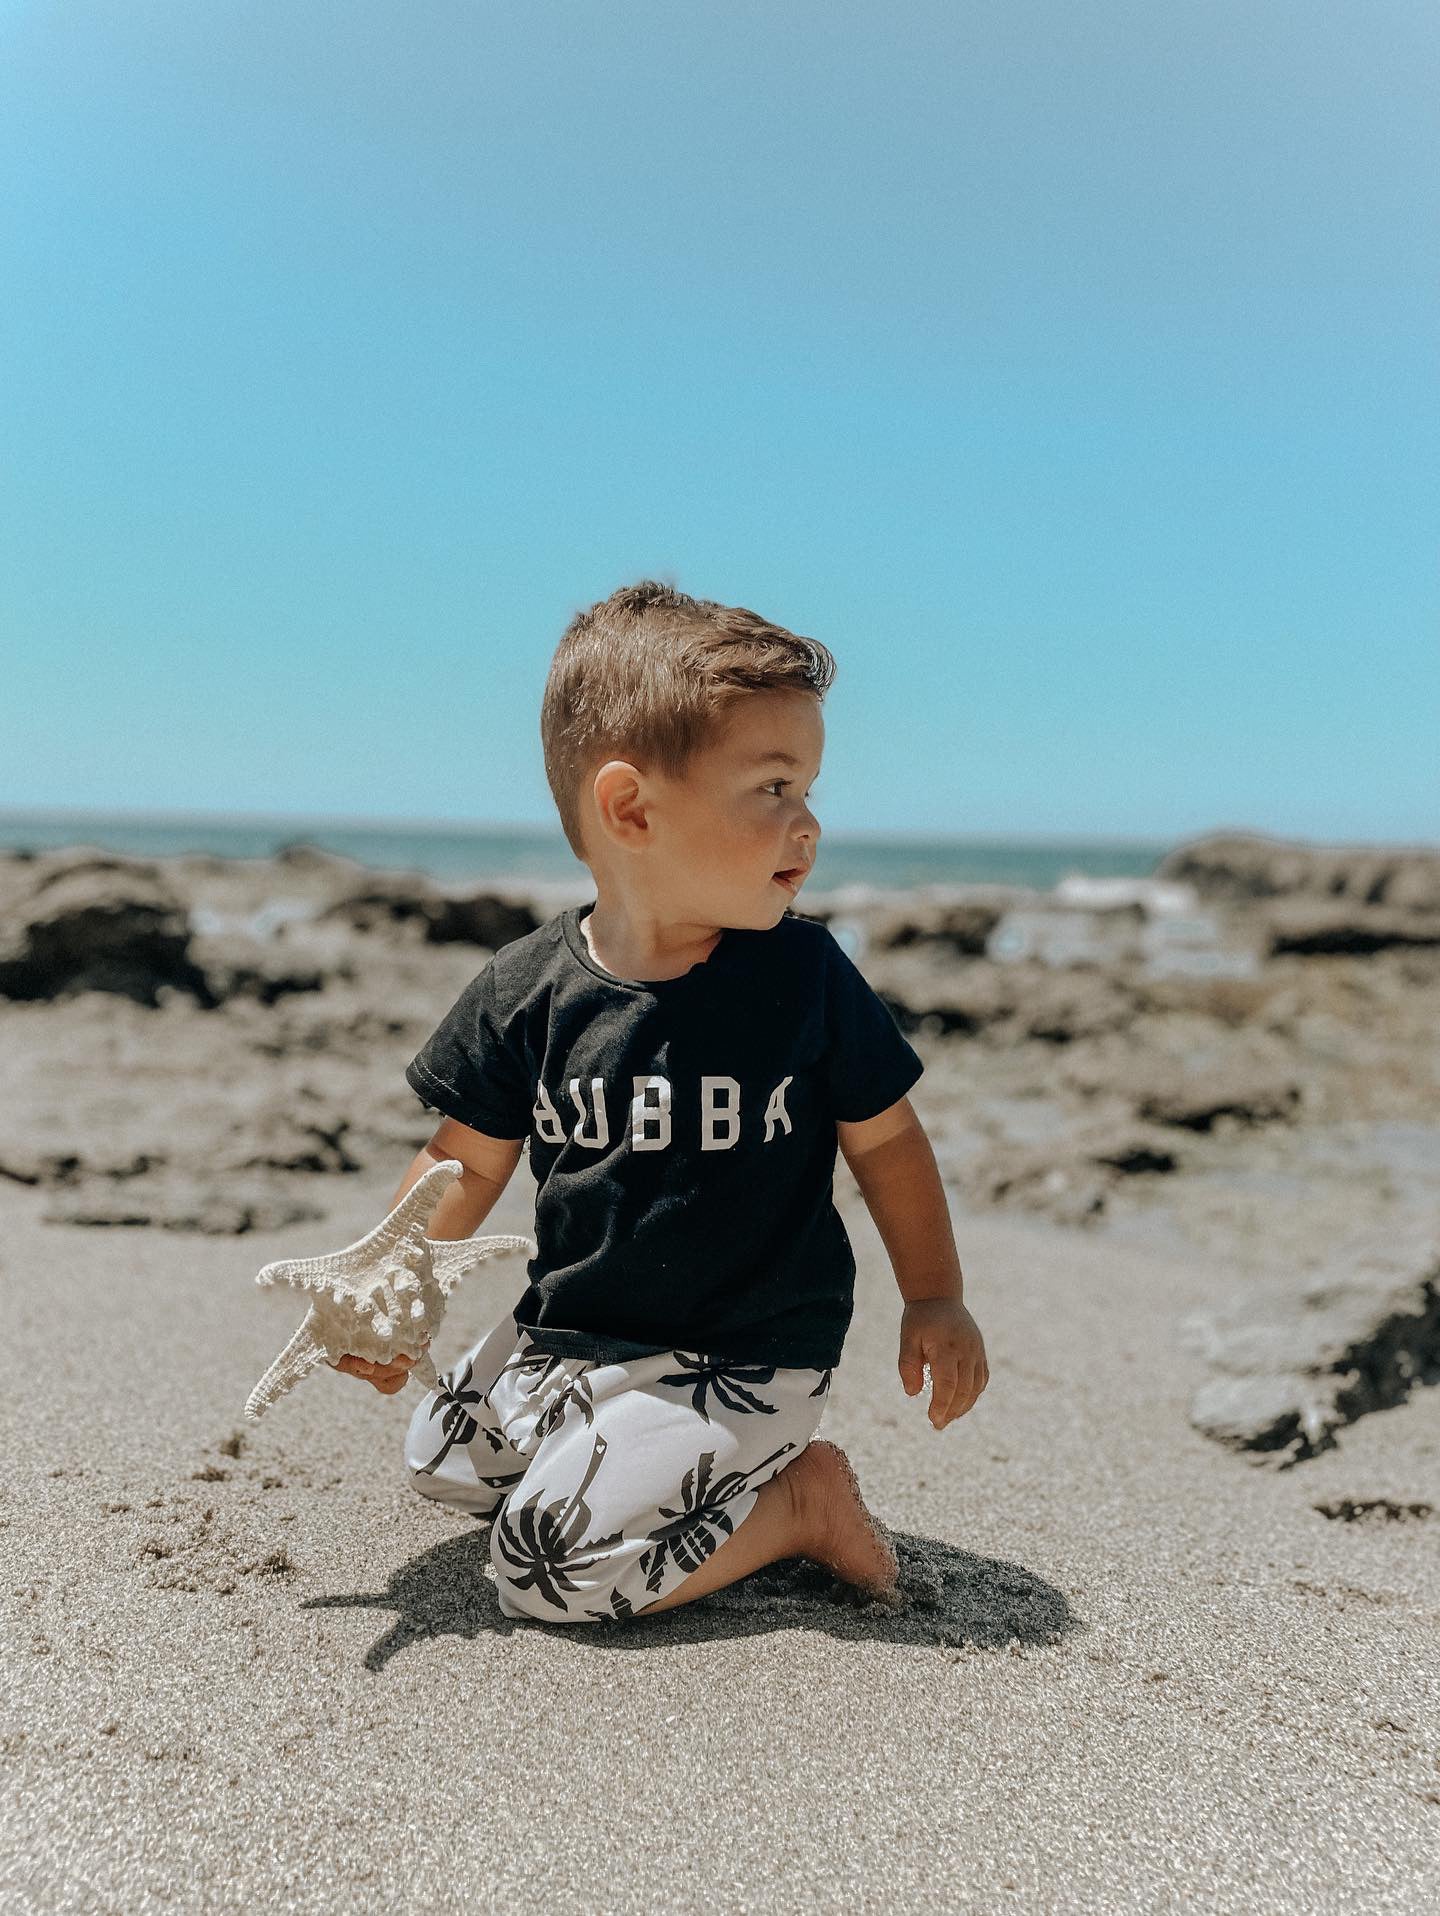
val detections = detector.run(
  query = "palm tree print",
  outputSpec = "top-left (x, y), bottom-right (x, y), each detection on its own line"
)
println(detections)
top-left (475, 1463), bottom-right (528, 1495)
top-left (584, 1585), bottom-right (637, 1624)
top-left (531, 1368), bottom-right (598, 1445)
top-left (413, 1354), bottom-right (488, 1476)
top-left (654, 1354), bottom-right (781, 1421)
top-left (497, 1344), bottom-right (572, 1395)
top-left (492, 1431), bottom-right (625, 1613)
top-left (414, 1355), bottom-right (529, 1497)
top-left (638, 1440), bottom-right (797, 1594)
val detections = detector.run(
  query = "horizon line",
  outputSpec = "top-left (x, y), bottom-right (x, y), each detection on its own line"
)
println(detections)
top-left (1, 803), bottom-right (1434, 855)
top-left (0, 801), bottom-right (1179, 850)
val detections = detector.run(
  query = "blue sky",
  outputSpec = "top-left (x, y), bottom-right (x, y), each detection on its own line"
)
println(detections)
top-left (2, 1), bottom-right (1435, 843)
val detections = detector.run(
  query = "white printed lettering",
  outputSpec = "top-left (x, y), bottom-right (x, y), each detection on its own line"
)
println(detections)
top-left (630, 1075), bottom-right (673, 1150)
top-left (533, 1072), bottom-right (800, 1152)
top-left (763, 1075), bottom-right (794, 1141)
top-left (532, 1080), bottom-right (567, 1145)
top-left (569, 1076), bottom-right (610, 1149)
top-left (700, 1075), bottom-right (742, 1151)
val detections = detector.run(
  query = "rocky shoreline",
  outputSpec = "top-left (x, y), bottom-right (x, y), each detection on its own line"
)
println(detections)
top-left (2, 829), bottom-right (1437, 1466)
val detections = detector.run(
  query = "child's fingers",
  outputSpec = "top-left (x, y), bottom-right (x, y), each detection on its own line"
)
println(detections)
top-left (928, 1354), bottom-right (960, 1427)
top-left (949, 1366), bottom-right (980, 1420)
top-left (333, 1350), bottom-right (425, 1389)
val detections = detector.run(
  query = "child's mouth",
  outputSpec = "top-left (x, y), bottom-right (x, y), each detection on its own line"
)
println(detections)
top-left (773, 868), bottom-right (805, 892)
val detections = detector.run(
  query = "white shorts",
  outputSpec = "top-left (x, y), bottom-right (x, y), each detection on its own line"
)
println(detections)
top-left (403, 1313), bottom-right (833, 1623)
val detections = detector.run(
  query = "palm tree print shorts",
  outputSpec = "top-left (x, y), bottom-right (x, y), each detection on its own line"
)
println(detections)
top-left (403, 1313), bottom-right (833, 1624)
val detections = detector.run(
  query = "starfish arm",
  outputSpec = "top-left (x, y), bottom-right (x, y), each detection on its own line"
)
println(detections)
top-left (243, 1312), bottom-right (330, 1422)
top-left (253, 1248), bottom-right (371, 1303)
top-left (252, 1166), bottom-right (535, 1307)
top-left (428, 1232), bottom-right (537, 1297)
top-left (252, 1158), bottom-right (468, 1295)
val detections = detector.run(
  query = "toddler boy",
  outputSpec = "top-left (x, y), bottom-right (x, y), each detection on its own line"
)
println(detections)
top-left (336, 580), bottom-right (988, 1622)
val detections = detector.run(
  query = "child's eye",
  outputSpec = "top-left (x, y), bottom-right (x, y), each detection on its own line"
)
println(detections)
top-left (764, 780), bottom-right (818, 800)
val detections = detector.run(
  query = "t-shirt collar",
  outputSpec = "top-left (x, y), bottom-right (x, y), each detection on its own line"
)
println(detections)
top-left (562, 902), bottom-right (733, 993)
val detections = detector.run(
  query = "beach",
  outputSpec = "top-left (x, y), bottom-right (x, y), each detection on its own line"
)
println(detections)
top-left (3, 833), bottom-right (1438, 1912)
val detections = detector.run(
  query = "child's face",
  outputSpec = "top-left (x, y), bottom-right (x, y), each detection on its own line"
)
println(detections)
top-left (655, 689), bottom-right (824, 923)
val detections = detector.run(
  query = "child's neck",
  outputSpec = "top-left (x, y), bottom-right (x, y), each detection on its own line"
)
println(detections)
top-left (582, 899), bottom-right (724, 983)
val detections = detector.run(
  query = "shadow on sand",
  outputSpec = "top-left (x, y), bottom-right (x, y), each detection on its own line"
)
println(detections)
top-left (304, 1526), bottom-right (1083, 1672)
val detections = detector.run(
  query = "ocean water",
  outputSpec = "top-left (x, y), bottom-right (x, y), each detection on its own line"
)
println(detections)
top-left (0, 808), bottom-right (1174, 894)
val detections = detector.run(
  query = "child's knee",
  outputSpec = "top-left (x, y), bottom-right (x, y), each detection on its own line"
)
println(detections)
top-left (402, 1387), bottom-right (443, 1478)
top-left (487, 1520), bottom-right (566, 1620)
top-left (486, 1511), bottom-right (617, 1624)
top-left (403, 1390), bottom-right (502, 1515)
top-left (406, 1456), bottom-right (508, 1519)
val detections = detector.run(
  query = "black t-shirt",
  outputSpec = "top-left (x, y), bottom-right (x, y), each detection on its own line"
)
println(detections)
top-left (403, 901), bottom-right (924, 1370)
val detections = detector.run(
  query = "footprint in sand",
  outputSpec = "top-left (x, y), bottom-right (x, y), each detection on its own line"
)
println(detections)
top-left (1313, 1496), bottom-right (1432, 1525)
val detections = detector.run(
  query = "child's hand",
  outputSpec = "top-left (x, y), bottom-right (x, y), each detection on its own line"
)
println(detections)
top-left (331, 1337), bottom-right (430, 1396)
top-left (898, 1299), bottom-right (989, 1429)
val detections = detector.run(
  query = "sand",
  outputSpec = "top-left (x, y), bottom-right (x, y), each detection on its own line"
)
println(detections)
top-left (3, 838), bottom-right (1439, 1911)
top-left (4, 1165), bottom-right (1438, 1914)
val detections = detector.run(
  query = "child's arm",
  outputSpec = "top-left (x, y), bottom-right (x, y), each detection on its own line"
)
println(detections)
top-left (837, 1096), bottom-right (989, 1431)
top-left (334, 1119), bottom-right (525, 1394)
top-left (390, 1119), bottom-right (524, 1233)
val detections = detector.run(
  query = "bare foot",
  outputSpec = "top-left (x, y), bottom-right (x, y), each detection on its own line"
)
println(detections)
top-left (787, 1439), bottom-right (901, 1602)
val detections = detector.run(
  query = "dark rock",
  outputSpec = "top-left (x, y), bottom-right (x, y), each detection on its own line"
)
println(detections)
top-left (863, 950), bottom-right (1009, 1036)
top-left (0, 1145), bottom-right (157, 1188)
top-left (1260, 899), bottom-right (1440, 958)
top-left (1089, 1137), bottom-right (1181, 1175)
top-left (1188, 1374), bottom-right (1317, 1455)
top-left (866, 950), bottom-right (1141, 1044)
top-left (428, 892), bottom-right (542, 950)
top-left (1157, 832), bottom-right (1440, 912)
top-left (188, 932), bottom-right (329, 1005)
top-left (0, 861), bottom-right (213, 1006)
top-left (865, 892), bottom-right (1024, 957)
top-left (1018, 971), bottom-right (1141, 1043)
top-left (224, 1106), bottom-right (366, 1176)
top-left (40, 1171), bottom-right (327, 1235)
top-left (271, 842), bottom-right (372, 878)
top-left (1183, 1225), bottom-right (1440, 1463)
top-left (315, 875), bottom-right (540, 950)
top-left (314, 871), bottom-right (447, 936)
top-left (1136, 1073), bottom-right (1301, 1132)
top-left (961, 1122), bottom-right (1181, 1225)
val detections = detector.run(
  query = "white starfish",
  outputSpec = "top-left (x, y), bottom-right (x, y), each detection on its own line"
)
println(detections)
top-left (243, 1157), bottom-right (535, 1422)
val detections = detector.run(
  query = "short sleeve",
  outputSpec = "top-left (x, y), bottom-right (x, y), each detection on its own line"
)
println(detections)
top-left (822, 929), bottom-right (925, 1122)
top-left (404, 962), bottom-right (534, 1142)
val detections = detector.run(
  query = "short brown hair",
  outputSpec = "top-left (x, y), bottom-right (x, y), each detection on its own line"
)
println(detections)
top-left (540, 579), bottom-right (836, 863)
